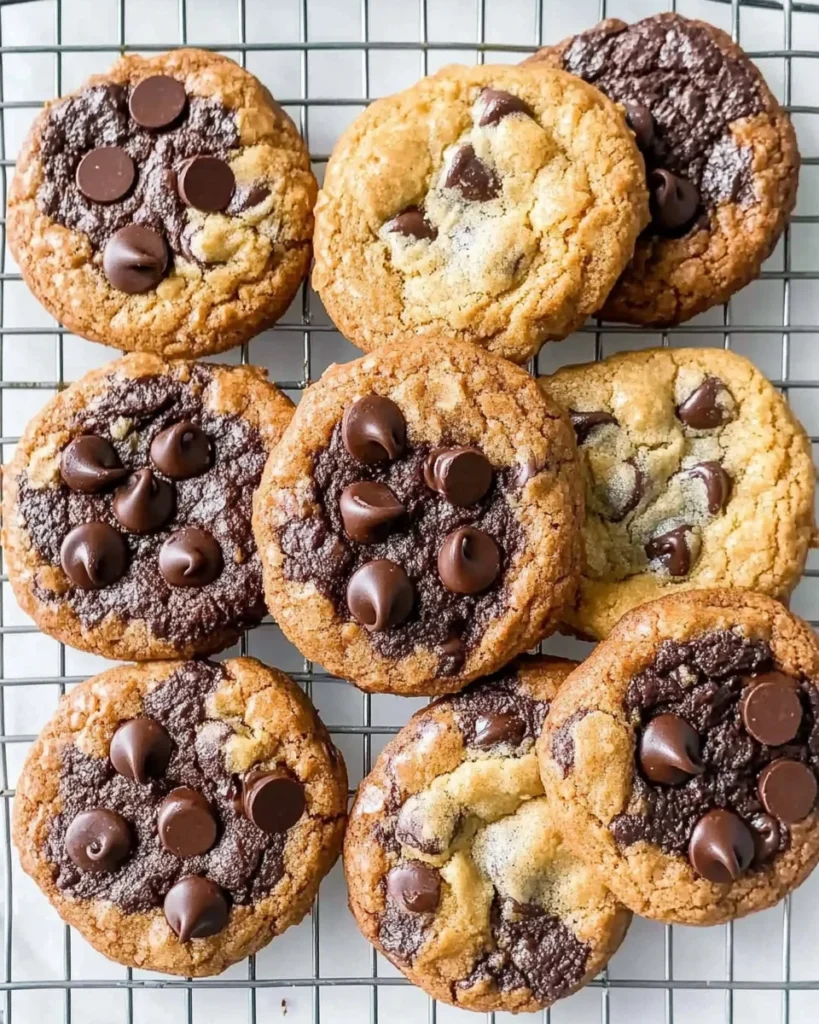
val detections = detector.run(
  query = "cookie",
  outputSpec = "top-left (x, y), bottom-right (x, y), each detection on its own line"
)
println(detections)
top-left (8, 48), bottom-right (316, 358)
top-left (2, 354), bottom-right (294, 660)
top-left (538, 590), bottom-right (819, 925)
top-left (525, 13), bottom-right (799, 326)
top-left (253, 337), bottom-right (583, 695)
top-left (344, 656), bottom-right (630, 1012)
top-left (539, 347), bottom-right (817, 640)
top-left (13, 657), bottom-right (347, 977)
top-left (312, 63), bottom-right (648, 364)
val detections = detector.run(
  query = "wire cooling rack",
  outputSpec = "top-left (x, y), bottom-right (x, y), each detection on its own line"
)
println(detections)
top-left (0, 0), bottom-right (817, 1021)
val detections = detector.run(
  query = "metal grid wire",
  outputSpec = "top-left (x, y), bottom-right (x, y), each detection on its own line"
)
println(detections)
top-left (0, 0), bottom-right (816, 1021)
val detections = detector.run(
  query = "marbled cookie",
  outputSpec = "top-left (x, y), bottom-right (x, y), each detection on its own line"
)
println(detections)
top-left (345, 657), bottom-right (630, 1012)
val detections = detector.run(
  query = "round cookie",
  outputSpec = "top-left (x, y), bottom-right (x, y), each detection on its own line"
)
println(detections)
top-left (539, 347), bottom-right (817, 640)
top-left (345, 656), bottom-right (630, 1012)
top-left (2, 354), bottom-right (294, 660)
top-left (524, 13), bottom-right (799, 326)
top-left (13, 657), bottom-right (347, 977)
top-left (312, 62), bottom-right (648, 364)
top-left (538, 590), bottom-right (819, 925)
top-left (253, 337), bottom-right (584, 695)
top-left (8, 48), bottom-right (316, 357)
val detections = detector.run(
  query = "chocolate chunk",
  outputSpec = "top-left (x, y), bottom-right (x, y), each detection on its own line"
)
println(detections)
top-left (758, 759), bottom-right (817, 824)
top-left (341, 396), bottom-right (406, 464)
top-left (60, 522), bottom-right (127, 590)
top-left (444, 145), bottom-right (500, 202)
top-left (645, 525), bottom-right (695, 577)
top-left (386, 862), bottom-right (441, 914)
top-left (477, 87), bottom-right (534, 126)
top-left (129, 75), bottom-right (187, 129)
top-left (163, 876), bottom-right (229, 942)
top-left (438, 636), bottom-right (465, 674)
top-left (159, 527), bottom-right (223, 588)
top-left (113, 469), bottom-right (175, 533)
top-left (688, 809), bottom-right (754, 883)
top-left (473, 712), bottom-right (526, 749)
top-left (76, 146), bottom-right (136, 203)
top-left (423, 447), bottom-right (493, 507)
top-left (178, 155), bottom-right (235, 212)
top-left (569, 409), bottom-right (617, 444)
top-left (639, 714), bottom-right (704, 785)
top-left (650, 169), bottom-right (699, 232)
top-left (750, 813), bottom-right (781, 865)
top-left (339, 481), bottom-right (405, 543)
top-left (386, 206), bottom-right (437, 241)
top-left (60, 435), bottom-right (127, 493)
top-left (103, 224), bottom-right (169, 294)
top-left (158, 788), bottom-right (218, 857)
top-left (606, 458), bottom-right (645, 522)
top-left (437, 527), bottom-right (500, 595)
top-left (676, 377), bottom-right (731, 430)
top-left (109, 717), bottom-right (172, 784)
top-left (150, 421), bottom-right (211, 479)
top-left (233, 184), bottom-right (271, 212)
top-left (65, 808), bottom-right (132, 873)
top-left (624, 102), bottom-right (654, 150)
top-left (347, 559), bottom-right (414, 631)
top-left (514, 457), bottom-right (539, 487)
top-left (242, 772), bottom-right (306, 834)
top-left (740, 675), bottom-right (802, 746)
top-left (689, 461), bottom-right (732, 514)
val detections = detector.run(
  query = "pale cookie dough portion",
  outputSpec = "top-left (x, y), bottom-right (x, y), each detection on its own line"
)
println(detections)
top-left (313, 62), bottom-right (648, 364)
top-left (13, 657), bottom-right (347, 977)
top-left (540, 347), bottom-right (817, 640)
top-left (344, 657), bottom-right (630, 1012)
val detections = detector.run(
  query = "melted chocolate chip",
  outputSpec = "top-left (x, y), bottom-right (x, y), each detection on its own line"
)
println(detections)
top-left (65, 808), bottom-right (132, 873)
top-left (158, 788), bottom-right (218, 857)
top-left (676, 377), bottom-right (732, 430)
top-left (76, 146), bottom-right (135, 203)
top-left (448, 662), bottom-right (549, 749)
top-left (113, 469), bottom-right (175, 533)
top-left (178, 155), bottom-right (235, 212)
top-left (569, 409), bottom-right (617, 443)
top-left (688, 809), bottom-right (755, 883)
top-left (515, 457), bottom-right (540, 487)
top-left (339, 481), bottom-right (405, 543)
top-left (689, 461), bottom-right (732, 514)
top-left (242, 773), bottom-right (306, 834)
top-left (437, 527), bottom-right (500, 595)
top-left (150, 421), bottom-right (211, 479)
top-left (109, 717), bottom-right (172, 784)
top-left (444, 145), bottom-right (500, 202)
top-left (386, 862), bottom-right (441, 913)
top-left (103, 224), bottom-right (169, 294)
top-left (473, 711), bottom-right (526, 749)
top-left (750, 813), bottom-right (781, 865)
top-left (386, 206), bottom-right (437, 241)
top-left (624, 102), bottom-right (654, 150)
top-left (60, 436), bottom-right (127, 493)
top-left (159, 527), bottom-right (223, 588)
top-left (342, 396), bottom-right (406, 464)
top-left (347, 559), bottom-right (414, 631)
top-left (645, 525), bottom-right (696, 577)
top-left (60, 522), bottom-right (128, 589)
top-left (164, 876), bottom-right (229, 942)
top-left (423, 447), bottom-right (493, 507)
top-left (758, 759), bottom-right (817, 824)
top-left (605, 458), bottom-right (645, 523)
top-left (438, 636), bottom-right (466, 675)
top-left (639, 714), bottom-right (704, 785)
top-left (129, 75), bottom-right (187, 129)
top-left (650, 169), bottom-right (700, 233)
top-left (477, 87), bottom-right (534, 126)
top-left (740, 675), bottom-right (802, 746)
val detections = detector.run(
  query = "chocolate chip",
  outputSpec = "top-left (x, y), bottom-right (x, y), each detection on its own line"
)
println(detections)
top-left (76, 146), bottom-right (136, 204)
top-left (242, 772), bottom-right (306, 834)
top-left (438, 636), bottom-right (465, 674)
top-left (158, 788), bottom-right (218, 857)
top-left (477, 87), bottom-right (534, 127)
top-left (65, 808), bottom-right (132, 873)
top-left (514, 457), bottom-right (539, 487)
top-left (386, 206), bottom-right (437, 241)
top-left (109, 717), bottom-right (172, 784)
top-left (347, 559), bottom-right (414, 631)
top-left (676, 377), bottom-right (732, 430)
top-left (163, 876), bottom-right (229, 943)
top-left (103, 224), bottom-right (169, 294)
top-left (150, 421), bottom-right (211, 479)
top-left (60, 522), bottom-right (128, 590)
top-left (423, 447), bottom-right (493, 507)
top-left (758, 759), bottom-right (817, 824)
top-left (650, 168), bottom-right (699, 232)
top-left (233, 184), bottom-right (271, 212)
top-left (178, 155), bottom-right (235, 212)
top-left (645, 525), bottom-right (696, 577)
top-left (113, 469), bottom-right (175, 533)
top-left (688, 809), bottom-right (754, 883)
top-left (159, 527), bottom-right (223, 588)
top-left (750, 812), bottom-right (781, 865)
top-left (60, 435), bottom-right (127, 493)
top-left (569, 409), bottom-right (617, 444)
top-left (341, 396), bottom-right (406, 464)
top-left (386, 861), bottom-right (441, 913)
top-left (444, 145), bottom-right (500, 202)
top-left (639, 714), bottom-right (704, 785)
top-left (740, 674), bottom-right (802, 746)
top-left (129, 75), bottom-right (187, 129)
top-left (624, 102), bottom-right (654, 150)
top-left (689, 461), bottom-right (732, 514)
top-left (437, 527), bottom-right (500, 595)
top-left (606, 458), bottom-right (645, 523)
top-left (473, 712), bottom-right (526, 749)
top-left (339, 481), bottom-right (405, 543)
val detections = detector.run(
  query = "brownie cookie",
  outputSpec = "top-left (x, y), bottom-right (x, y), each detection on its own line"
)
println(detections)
top-left (312, 63), bottom-right (648, 364)
top-left (524, 13), bottom-right (799, 326)
top-left (253, 338), bottom-right (583, 695)
top-left (8, 48), bottom-right (316, 357)
top-left (538, 591), bottom-right (819, 924)
top-left (2, 354), bottom-right (294, 660)
top-left (539, 348), bottom-right (817, 640)
top-left (13, 657), bottom-right (346, 976)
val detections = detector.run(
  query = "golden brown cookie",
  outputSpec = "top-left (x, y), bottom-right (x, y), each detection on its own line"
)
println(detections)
top-left (2, 354), bottom-right (294, 660)
top-left (312, 62), bottom-right (648, 363)
top-left (13, 657), bottom-right (347, 977)
top-left (538, 590), bottom-right (819, 925)
top-left (539, 347), bottom-right (817, 640)
top-left (525, 13), bottom-right (799, 326)
top-left (253, 337), bottom-right (584, 695)
top-left (8, 48), bottom-right (316, 357)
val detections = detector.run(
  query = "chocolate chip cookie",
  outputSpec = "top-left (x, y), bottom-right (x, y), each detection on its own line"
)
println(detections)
top-left (538, 590), bottom-right (819, 924)
top-left (345, 656), bottom-right (630, 1011)
top-left (8, 48), bottom-right (316, 357)
top-left (13, 657), bottom-right (346, 976)
top-left (2, 354), bottom-right (294, 660)
top-left (539, 347), bottom-right (817, 640)
top-left (253, 337), bottom-right (584, 695)
top-left (312, 63), bottom-right (648, 364)
top-left (525, 13), bottom-right (799, 326)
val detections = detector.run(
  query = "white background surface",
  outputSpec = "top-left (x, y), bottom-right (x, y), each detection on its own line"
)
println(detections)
top-left (0, 0), bottom-right (818, 1021)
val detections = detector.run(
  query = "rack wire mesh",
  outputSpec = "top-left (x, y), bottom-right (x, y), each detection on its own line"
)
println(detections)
top-left (0, 0), bottom-right (817, 1021)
